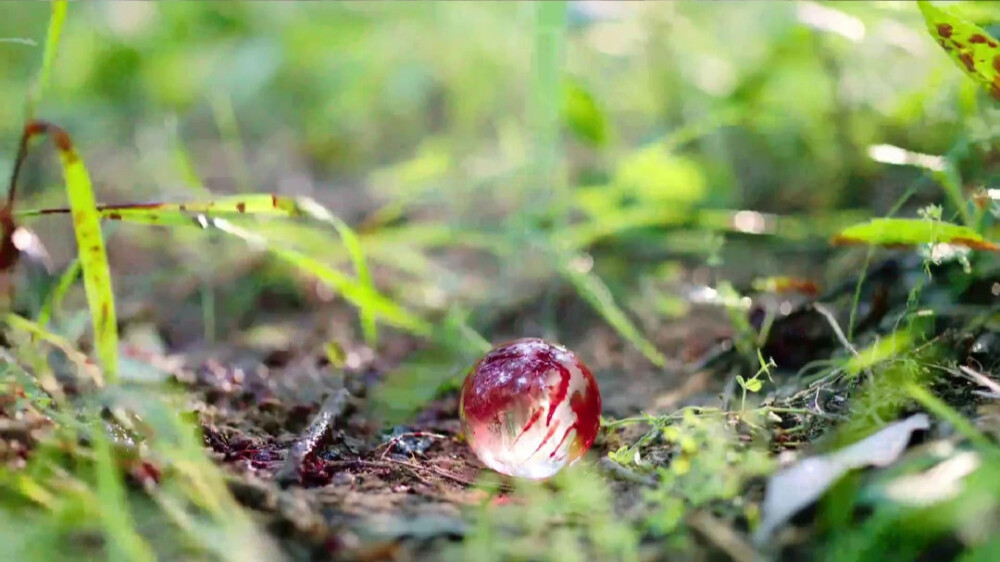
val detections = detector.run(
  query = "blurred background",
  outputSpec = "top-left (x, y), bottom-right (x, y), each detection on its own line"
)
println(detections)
top-left (2, 3), bottom-right (1000, 560)
top-left (0, 1), bottom-right (997, 358)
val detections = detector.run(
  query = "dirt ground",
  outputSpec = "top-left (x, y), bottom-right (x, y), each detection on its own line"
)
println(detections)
top-left (169, 290), bottom-right (738, 560)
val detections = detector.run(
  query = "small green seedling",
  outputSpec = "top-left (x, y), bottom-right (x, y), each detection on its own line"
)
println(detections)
top-left (736, 349), bottom-right (777, 411)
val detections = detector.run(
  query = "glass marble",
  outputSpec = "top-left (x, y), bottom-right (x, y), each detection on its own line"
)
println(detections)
top-left (459, 338), bottom-right (602, 479)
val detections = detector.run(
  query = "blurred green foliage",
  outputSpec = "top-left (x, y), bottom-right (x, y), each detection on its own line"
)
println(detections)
top-left (2, 1), bottom-right (996, 214)
top-left (2, 1), bottom-right (998, 342)
top-left (457, 465), bottom-right (640, 562)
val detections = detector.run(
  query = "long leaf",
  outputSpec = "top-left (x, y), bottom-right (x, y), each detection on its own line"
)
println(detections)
top-left (25, 0), bottom-right (66, 116)
top-left (36, 257), bottom-right (80, 328)
top-left (108, 387), bottom-right (283, 561)
top-left (208, 217), bottom-right (430, 336)
top-left (559, 254), bottom-right (667, 367)
top-left (6, 313), bottom-right (102, 386)
top-left (293, 198), bottom-right (379, 347)
top-left (13, 122), bottom-right (119, 380)
top-left (92, 425), bottom-right (156, 562)
top-left (16, 193), bottom-right (299, 222)
top-left (918, 1), bottom-right (1000, 101)
top-left (832, 218), bottom-right (999, 250)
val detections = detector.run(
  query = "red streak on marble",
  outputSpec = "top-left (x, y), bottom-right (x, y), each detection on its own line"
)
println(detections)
top-left (513, 407), bottom-right (544, 446)
top-left (548, 423), bottom-right (575, 460)
top-left (546, 364), bottom-right (571, 426)
top-left (569, 373), bottom-right (602, 452)
top-left (528, 421), bottom-right (562, 460)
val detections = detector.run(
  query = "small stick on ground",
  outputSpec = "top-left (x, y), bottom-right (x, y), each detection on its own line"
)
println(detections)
top-left (375, 431), bottom-right (448, 459)
top-left (959, 365), bottom-right (1000, 395)
top-left (688, 510), bottom-right (766, 562)
top-left (812, 302), bottom-right (859, 356)
top-left (598, 457), bottom-right (658, 487)
top-left (323, 459), bottom-right (478, 487)
top-left (275, 388), bottom-right (352, 487)
top-left (387, 458), bottom-right (478, 486)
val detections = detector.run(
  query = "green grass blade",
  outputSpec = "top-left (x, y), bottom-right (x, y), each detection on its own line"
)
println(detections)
top-left (36, 257), bottom-right (80, 327)
top-left (167, 115), bottom-right (209, 193)
top-left (530, 1), bottom-right (568, 221)
top-left (22, 123), bottom-right (119, 380)
top-left (66, 163), bottom-right (118, 381)
top-left (558, 254), bottom-right (667, 367)
top-left (92, 425), bottom-right (156, 562)
top-left (561, 206), bottom-right (691, 250)
top-left (16, 193), bottom-right (299, 222)
top-left (843, 330), bottom-right (912, 378)
top-left (109, 193), bottom-right (298, 216)
top-left (6, 312), bottom-right (102, 385)
top-left (293, 197), bottom-right (379, 347)
top-left (0, 38), bottom-right (38, 46)
top-left (108, 387), bottom-right (283, 561)
top-left (371, 309), bottom-right (491, 426)
top-left (4, 313), bottom-right (70, 400)
top-left (209, 217), bottom-right (430, 336)
top-left (25, 0), bottom-right (67, 116)
top-left (832, 218), bottom-right (999, 250)
top-left (906, 382), bottom-right (994, 451)
top-left (210, 92), bottom-right (254, 192)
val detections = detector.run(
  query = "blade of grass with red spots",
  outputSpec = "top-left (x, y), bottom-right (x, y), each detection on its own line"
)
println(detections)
top-left (21, 195), bottom-right (386, 345)
top-left (832, 218), bottom-right (999, 250)
top-left (918, 1), bottom-right (1000, 101)
top-left (10, 121), bottom-right (118, 380)
top-left (16, 193), bottom-right (299, 224)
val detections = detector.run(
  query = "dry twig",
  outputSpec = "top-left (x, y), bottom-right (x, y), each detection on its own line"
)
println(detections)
top-left (275, 389), bottom-right (352, 487)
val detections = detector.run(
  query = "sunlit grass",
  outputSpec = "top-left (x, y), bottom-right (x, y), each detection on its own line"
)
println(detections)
top-left (10, 121), bottom-right (120, 380)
